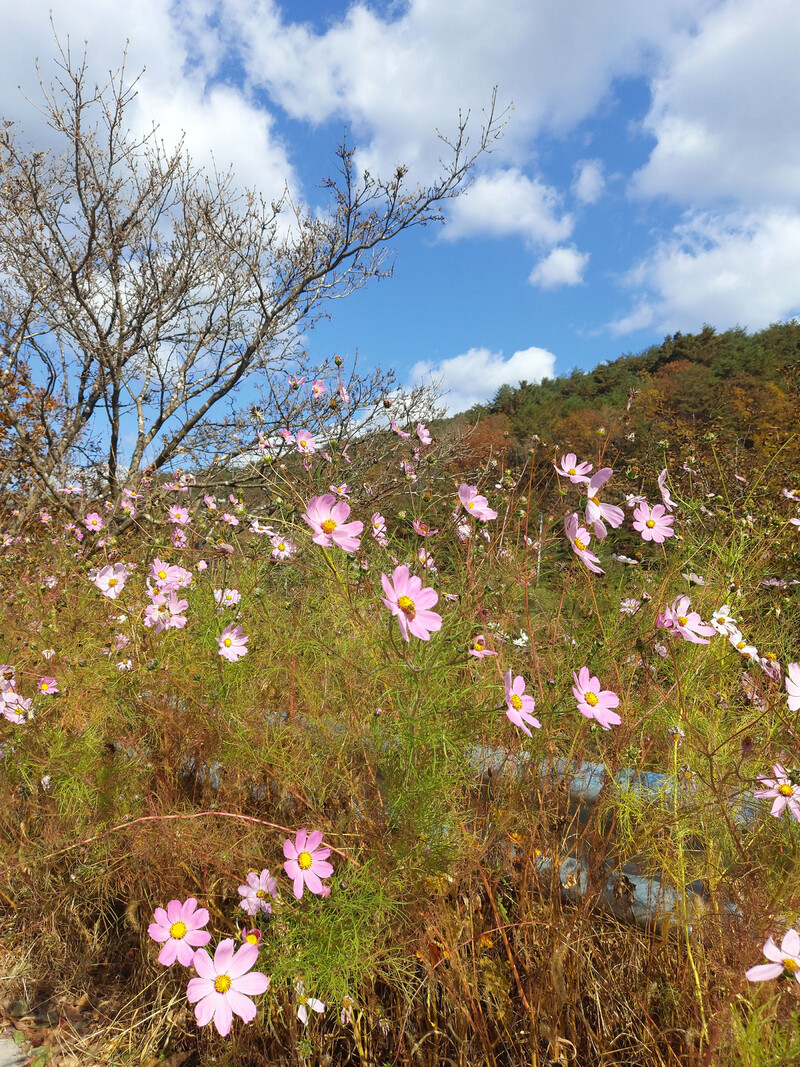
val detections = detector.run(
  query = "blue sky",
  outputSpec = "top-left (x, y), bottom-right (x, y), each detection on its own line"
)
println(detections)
top-left (3, 0), bottom-right (800, 415)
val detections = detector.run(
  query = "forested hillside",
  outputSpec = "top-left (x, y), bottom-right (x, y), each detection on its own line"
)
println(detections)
top-left (446, 322), bottom-right (800, 493)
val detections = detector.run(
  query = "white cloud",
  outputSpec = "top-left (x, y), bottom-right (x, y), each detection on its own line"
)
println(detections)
top-left (528, 246), bottom-right (589, 289)
top-left (609, 210), bottom-right (800, 335)
top-left (408, 345), bottom-right (556, 415)
top-left (444, 169), bottom-right (572, 246)
top-left (632, 0), bottom-right (800, 207)
top-left (573, 160), bottom-right (605, 204)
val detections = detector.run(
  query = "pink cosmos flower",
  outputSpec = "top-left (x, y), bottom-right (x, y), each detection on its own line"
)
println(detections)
top-left (658, 469), bottom-right (676, 511)
top-left (283, 829), bottom-right (334, 899)
top-left (144, 591), bottom-right (188, 633)
top-left (303, 494), bottom-right (363, 553)
top-left (38, 677), bottom-right (58, 695)
top-left (288, 374), bottom-right (306, 390)
top-left (238, 869), bottom-right (278, 916)
top-left (279, 428), bottom-right (295, 445)
top-left (270, 535), bottom-right (297, 560)
top-left (296, 430), bottom-right (316, 455)
top-left (380, 564), bottom-right (442, 642)
top-left (371, 513), bottom-right (386, 537)
top-left (330, 483), bottom-right (350, 497)
top-left (412, 520), bottom-right (438, 537)
top-left (120, 499), bottom-right (137, 517)
top-left (662, 595), bottom-right (715, 644)
top-left (168, 505), bottom-right (190, 525)
top-left (746, 929), bottom-right (800, 984)
top-left (585, 469), bottom-right (625, 539)
top-left (503, 671), bottom-right (541, 736)
top-left (187, 939), bottom-right (270, 1037)
top-left (221, 513), bottom-right (240, 526)
top-left (786, 664), bottom-right (800, 711)
top-left (150, 558), bottom-right (183, 592)
top-left (214, 588), bottom-right (242, 607)
top-left (632, 502), bottom-right (675, 543)
top-left (218, 624), bottom-right (249, 662)
top-left (390, 419), bottom-right (410, 439)
top-left (59, 482), bottom-right (83, 495)
top-left (458, 484), bottom-right (498, 521)
top-left (468, 635), bottom-right (497, 659)
top-left (565, 513), bottom-right (604, 575)
top-left (338, 382), bottom-right (351, 406)
top-left (311, 379), bottom-right (327, 397)
top-left (148, 897), bottom-right (212, 967)
top-left (85, 512), bottom-right (104, 532)
top-left (572, 667), bottom-right (621, 730)
top-left (754, 764), bottom-right (800, 822)
top-left (416, 422), bottom-right (432, 445)
top-left (93, 564), bottom-right (129, 599)
top-left (555, 453), bottom-right (592, 484)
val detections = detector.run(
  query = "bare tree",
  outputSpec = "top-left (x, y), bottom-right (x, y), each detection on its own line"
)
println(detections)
top-left (0, 36), bottom-right (506, 518)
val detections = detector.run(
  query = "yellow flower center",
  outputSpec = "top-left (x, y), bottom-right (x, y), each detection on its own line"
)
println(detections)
top-left (246, 932), bottom-right (259, 945)
top-left (224, 638), bottom-right (232, 647)
top-left (256, 889), bottom-right (265, 898)
top-left (646, 519), bottom-right (656, 528)
top-left (568, 467), bottom-right (576, 476)
top-left (585, 692), bottom-right (599, 707)
top-left (214, 975), bottom-right (232, 994)
top-left (468, 501), bottom-right (474, 509)
top-left (574, 537), bottom-right (587, 551)
top-left (158, 570), bottom-right (167, 580)
top-left (299, 438), bottom-right (307, 448)
top-left (785, 958), bottom-right (799, 972)
top-left (511, 694), bottom-right (522, 710)
top-left (169, 921), bottom-right (187, 940)
top-left (677, 616), bottom-right (689, 626)
top-left (321, 518), bottom-right (337, 534)
top-left (779, 784), bottom-right (794, 797)
top-left (108, 577), bottom-right (117, 586)
top-left (298, 851), bottom-right (313, 870)
top-left (41, 683), bottom-right (49, 691)
top-left (397, 595), bottom-right (416, 618)
top-left (278, 543), bottom-right (286, 551)
top-left (736, 640), bottom-right (746, 650)
top-left (474, 639), bottom-right (485, 651)
top-left (590, 495), bottom-right (599, 505)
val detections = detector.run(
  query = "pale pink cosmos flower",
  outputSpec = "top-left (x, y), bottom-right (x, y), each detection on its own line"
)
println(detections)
top-left (147, 897), bottom-right (212, 966)
top-left (218, 624), bottom-right (249, 662)
top-left (120, 499), bottom-right (137, 518)
top-left (338, 382), bottom-right (351, 405)
top-left (755, 764), bottom-right (800, 822)
top-left (93, 564), bottom-right (130, 599)
top-left (632, 502), bottom-right (675, 543)
top-left (187, 939), bottom-right (270, 1037)
top-left (270, 535), bottom-right (297, 560)
top-left (572, 667), bottom-right (621, 730)
top-left (303, 494), bottom-right (363, 553)
top-left (390, 419), bottom-right (410, 439)
top-left (709, 604), bottom-right (738, 637)
top-left (311, 379), bottom-right (327, 397)
top-left (564, 513), bottom-right (604, 575)
top-left (662, 595), bottom-right (715, 644)
top-left (59, 482), bottom-right (83, 495)
top-left (150, 558), bottom-right (183, 592)
top-left (746, 929), bottom-right (800, 984)
top-left (468, 635), bottom-right (497, 659)
top-left (296, 430), bottom-right (316, 455)
top-left (330, 483), bottom-right (350, 497)
top-left (221, 513), bottom-right (240, 526)
top-left (380, 565), bottom-right (442, 642)
top-left (288, 374), bottom-right (306, 390)
top-left (283, 829), bottom-right (334, 899)
top-left (168, 505), bottom-right (190, 525)
top-left (238, 869), bottom-right (278, 916)
top-left (412, 520), bottom-right (438, 537)
top-left (214, 588), bottom-right (242, 607)
top-left (85, 512), bottom-right (104, 532)
top-left (555, 453), bottom-right (592, 484)
top-left (458, 484), bottom-right (498, 521)
top-left (658, 469), bottom-right (676, 511)
top-left (786, 664), bottom-right (800, 711)
top-left (371, 513), bottom-right (386, 538)
top-left (503, 671), bottom-right (541, 736)
top-left (144, 591), bottom-right (188, 633)
top-left (416, 422), bottom-right (432, 445)
top-left (38, 677), bottom-right (58, 695)
top-left (585, 469), bottom-right (625, 539)
top-left (203, 493), bottom-right (217, 509)
top-left (296, 981), bottom-right (325, 1024)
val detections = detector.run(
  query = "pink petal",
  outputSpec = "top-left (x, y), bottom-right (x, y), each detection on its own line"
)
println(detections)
top-left (292, 872), bottom-right (305, 898)
top-left (213, 938), bottom-right (236, 971)
top-left (227, 943), bottom-right (259, 979)
top-left (311, 859), bottom-right (334, 878)
top-left (227, 989), bottom-right (258, 1024)
top-left (166, 899), bottom-right (183, 923)
top-left (283, 839), bottom-right (298, 860)
top-left (213, 996), bottom-right (233, 1037)
top-left (148, 922), bottom-right (170, 943)
top-left (783, 930), bottom-right (800, 957)
top-left (304, 869), bottom-right (324, 895)
top-left (745, 962), bottom-right (784, 982)
top-left (158, 938), bottom-right (180, 966)
top-left (306, 830), bottom-right (324, 852)
top-left (187, 977), bottom-right (215, 1004)
top-left (192, 948), bottom-right (216, 979)
top-left (233, 972), bottom-right (271, 996)
top-left (152, 907), bottom-right (169, 928)
top-left (295, 828), bottom-right (308, 853)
